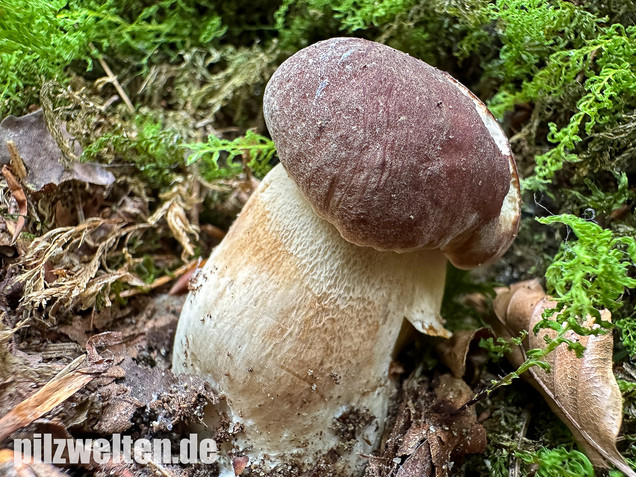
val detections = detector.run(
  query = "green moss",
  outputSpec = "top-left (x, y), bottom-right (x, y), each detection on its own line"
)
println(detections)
top-left (421, 0), bottom-right (636, 191)
top-left (519, 24), bottom-right (636, 190)
top-left (330, 0), bottom-right (416, 32)
top-left (79, 111), bottom-right (276, 187)
top-left (86, 0), bottom-right (227, 64)
top-left (479, 332), bottom-right (527, 362)
top-left (537, 214), bottom-right (636, 333)
top-left (0, 0), bottom-right (102, 115)
top-left (568, 173), bottom-right (635, 220)
top-left (616, 317), bottom-right (636, 358)
top-left (440, 265), bottom-right (496, 331)
top-left (0, 0), bottom-right (229, 116)
top-left (483, 0), bottom-right (601, 87)
top-left (80, 111), bottom-right (186, 188)
top-left (185, 130), bottom-right (276, 181)
top-left (516, 447), bottom-right (594, 477)
top-left (463, 384), bottom-right (583, 476)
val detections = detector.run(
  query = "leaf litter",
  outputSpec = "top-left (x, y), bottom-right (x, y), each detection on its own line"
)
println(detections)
top-left (0, 110), bottom-right (115, 191)
top-left (445, 280), bottom-right (635, 476)
top-left (365, 373), bottom-right (487, 477)
top-left (2, 98), bottom-right (632, 477)
top-left (0, 78), bottom-right (240, 476)
top-left (491, 280), bottom-right (633, 476)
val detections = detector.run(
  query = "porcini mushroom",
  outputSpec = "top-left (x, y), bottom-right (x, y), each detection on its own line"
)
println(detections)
top-left (172, 37), bottom-right (521, 475)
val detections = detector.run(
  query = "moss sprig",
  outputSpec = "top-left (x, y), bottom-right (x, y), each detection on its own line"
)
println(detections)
top-left (185, 130), bottom-right (276, 182)
top-left (537, 214), bottom-right (636, 334)
top-left (515, 446), bottom-right (594, 477)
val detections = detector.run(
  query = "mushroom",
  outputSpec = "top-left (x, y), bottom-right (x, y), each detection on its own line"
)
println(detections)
top-left (172, 37), bottom-right (521, 475)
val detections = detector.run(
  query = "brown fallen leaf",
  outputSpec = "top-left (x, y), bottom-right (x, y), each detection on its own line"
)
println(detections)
top-left (437, 328), bottom-right (492, 379)
top-left (365, 374), bottom-right (486, 477)
top-left (492, 279), bottom-right (634, 477)
top-left (0, 110), bottom-right (114, 191)
top-left (86, 331), bottom-right (123, 368)
top-left (1, 165), bottom-right (27, 244)
top-left (148, 182), bottom-right (200, 261)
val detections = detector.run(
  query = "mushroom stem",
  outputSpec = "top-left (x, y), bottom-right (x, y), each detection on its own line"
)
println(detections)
top-left (173, 164), bottom-right (450, 474)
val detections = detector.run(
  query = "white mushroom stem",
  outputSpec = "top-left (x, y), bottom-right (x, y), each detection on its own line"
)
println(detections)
top-left (172, 164), bottom-right (450, 473)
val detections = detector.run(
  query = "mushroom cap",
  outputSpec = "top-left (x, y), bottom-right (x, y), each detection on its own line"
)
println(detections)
top-left (263, 37), bottom-right (520, 269)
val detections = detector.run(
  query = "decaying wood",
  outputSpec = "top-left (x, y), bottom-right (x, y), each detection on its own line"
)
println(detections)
top-left (0, 331), bottom-right (122, 443)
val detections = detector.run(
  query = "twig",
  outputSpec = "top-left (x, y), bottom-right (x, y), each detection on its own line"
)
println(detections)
top-left (200, 223), bottom-right (226, 242)
top-left (91, 44), bottom-right (134, 114)
top-left (114, 259), bottom-right (200, 299)
top-left (509, 407), bottom-right (531, 477)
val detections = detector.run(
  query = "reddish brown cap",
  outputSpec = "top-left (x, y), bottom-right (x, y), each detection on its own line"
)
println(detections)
top-left (263, 38), bottom-right (520, 269)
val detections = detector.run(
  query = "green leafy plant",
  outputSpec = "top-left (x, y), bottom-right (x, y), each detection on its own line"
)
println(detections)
top-left (483, 8), bottom-right (636, 190)
top-left (0, 0), bottom-right (229, 116)
top-left (477, 213), bottom-right (635, 398)
top-left (616, 316), bottom-right (636, 358)
top-left (480, 330), bottom-right (584, 398)
top-left (617, 379), bottom-right (636, 396)
top-left (87, 0), bottom-right (226, 65)
top-left (483, 0), bottom-right (601, 86)
top-left (477, 213), bottom-right (636, 398)
top-left (185, 130), bottom-right (276, 181)
top-left (0, 0), bottom-right (103, 115)
top-left (479, 332), bottom-right (527, 362)
top-left (525, 25), bottom-right (636, 189)
top-left (331, 0), bottom-right (415, 32)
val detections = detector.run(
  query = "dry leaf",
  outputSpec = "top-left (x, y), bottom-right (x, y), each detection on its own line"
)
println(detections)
top-left (148, 181), bottom-right (200, 261)
top-left (437, 328), bottom-right (492, 379)
top-left (492, 279), bottom-right (634, 476)
top-left (365, 374), bottom-right (486, 477)
top-left (1, 165), bottom-right (27, 244)
top-left (86, 331), bottom-right (123, 368)
top-left (0, 110), bottom-right (114, 191)
top-left (15, 218), bottom-right (147, 316)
